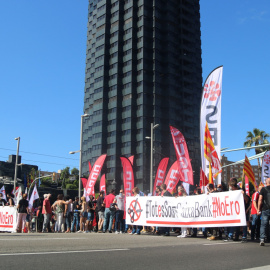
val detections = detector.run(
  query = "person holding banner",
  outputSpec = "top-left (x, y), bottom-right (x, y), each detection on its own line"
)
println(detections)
top-left (177, 185), bottom-right (188, 238)
top-left (130, 187), bottom-right (143, 235)
top-left (224, 178), bottom-right (241, 242)
top-left (114, 189), bottom-right (125, 234)
top-left (258, 178), bottom-right (270, 246)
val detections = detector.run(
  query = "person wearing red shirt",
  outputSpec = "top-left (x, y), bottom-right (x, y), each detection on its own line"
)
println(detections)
top-left (251, 186), bottom-right (262, 241)
top-left (42, 194), bottom-right (52, 233)
top-left (103, 189), bottom-right (115, 233)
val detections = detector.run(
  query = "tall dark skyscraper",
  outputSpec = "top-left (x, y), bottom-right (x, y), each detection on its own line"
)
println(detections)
top-left (82, 0), bottom-right (202, 192)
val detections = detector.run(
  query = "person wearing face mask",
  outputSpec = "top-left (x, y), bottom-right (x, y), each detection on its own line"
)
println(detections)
top-left (114, 189), bottom-right (125, 234)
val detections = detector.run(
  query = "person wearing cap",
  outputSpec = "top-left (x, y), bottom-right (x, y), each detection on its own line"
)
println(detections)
top-left (42, 193), bottom-right (52, 233)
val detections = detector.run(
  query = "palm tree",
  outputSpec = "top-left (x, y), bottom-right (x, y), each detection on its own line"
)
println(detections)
top-left (243, 128), bottom-right (270, 167)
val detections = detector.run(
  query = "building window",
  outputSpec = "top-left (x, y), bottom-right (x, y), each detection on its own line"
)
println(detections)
top-left (110, 41), bottom-right (118, 48)
top-left (95, 66), bottom-right (104, 72)
top-left (124, 49), bottom-right (132, 56)
top-left (108, 131), bottom-right (116, 137)
top-left (93, 121), bottom-right (102, 127)
top-left (111, 1), bottom-right (119, 8)
top-left (93, 98), bottom-right (103, 105)
top-left (96, 44), bottom-right (104, 52)
top-left (97, 24), bottom-right (105, 31)
top-left (122, 130), bottom-right (131, 135)
top-left (124, 28), bottom-right (132, 35)
top-left (108, 143), bottom-right (116, 149)
top-left (96, 55), bottom-right (104, 62)
top-left (111, 21), bottom-right (119, 28)
top-left (109, 74), bottom-right (117, 80)
top-left (97, 14), bottom-right (106, 22)
top-left (124, 7), bottom-right (132, 14)
top-left (110, 31), bottom-right (119, 38)
top-left (123, 105), bottom-right (131, 112)
top-left (124, 39), bottom-right (132, 45)
top-left (109, 96), bottom-right (117, 103)
top-left (108, 119), bottom-right (116, 125)
top-left (123, 94), bottom-right (132, 100)
top-left (108, 107), bottom-right (117, 113)
top-left (123, 71), bottom-right (131, 78)
top-left (110, 52), bottom-right (118, 59)
top-left (94, 87), bottom-right (103, 94)
top-left (123, 60), bottom-right (132, 67)
top-left (97, 4), bottom-right (106, 12)
top-left (122, 117), bottom-right (131, 124)
top-left (110, 63), bottom-right (118, 69)
top-left (124, 18), bottom-right (132, 24)
top-left (111, 10), bottom-right (119, 18)
top-left (123, 82), bottom-right (131, 89)
top-left (95, 77), bottom-right (103, 83)
top-left (109, 85), bottom-right (117, 91)
top-left (96, 34), bottom-right (105, 41)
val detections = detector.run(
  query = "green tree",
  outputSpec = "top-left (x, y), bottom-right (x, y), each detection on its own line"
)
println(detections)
top-left (71, 167), bottom-right (79, 181)
top-left (60, 167), bottom-right (70, 189)
top-left (244, 128), bottom-right (270, 167)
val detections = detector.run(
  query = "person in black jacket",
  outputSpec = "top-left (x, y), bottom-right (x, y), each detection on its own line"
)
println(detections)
top-left (258, 178), bottom-right (270, 246)
top-left (16, 193), bottom-right (29, 232)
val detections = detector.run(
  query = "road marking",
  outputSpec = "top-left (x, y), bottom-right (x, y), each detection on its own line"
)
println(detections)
top-left (203, 242), bottom-right (241, 246)
top-left (0, 249), bottom-right (129, 256)
top-left (0, 238), bottom-right (83, 241)
top-left (242, 266), bottom-right (270, 270)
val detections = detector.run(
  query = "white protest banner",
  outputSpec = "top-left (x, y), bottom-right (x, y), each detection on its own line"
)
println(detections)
top-left (200, 66), bottom-right (223, 184)
top-left (261, 151), bottom-right (270, 185)
top-left (0, 206), bottom-right (17, 232)
top-left (126, 190), bottom-right (246, 228)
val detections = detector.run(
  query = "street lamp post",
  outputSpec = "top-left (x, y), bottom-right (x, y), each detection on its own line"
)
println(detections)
top-left (70, 113), bottom-right (89, 199)
top-left (146, 123), bottom-right (159, 194)
top-left (14, 137), bottom-right (20, 191)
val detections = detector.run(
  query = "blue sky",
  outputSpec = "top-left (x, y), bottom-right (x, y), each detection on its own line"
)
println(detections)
top-left (0, 0), bottom-right (269, 173)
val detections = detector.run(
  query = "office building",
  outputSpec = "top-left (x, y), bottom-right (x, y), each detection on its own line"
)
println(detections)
top-left (82, 0), bottom-right (202, 191)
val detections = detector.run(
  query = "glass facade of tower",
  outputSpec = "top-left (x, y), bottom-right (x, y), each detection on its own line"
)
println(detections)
top-left (82, 0), bottom-right (202, 192)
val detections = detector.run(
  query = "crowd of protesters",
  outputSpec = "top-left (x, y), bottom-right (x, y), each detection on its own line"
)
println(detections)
top-left (1, 177), bottom-right (270, 246)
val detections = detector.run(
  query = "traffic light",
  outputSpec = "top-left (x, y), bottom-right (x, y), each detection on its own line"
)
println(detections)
top-left (52, 172), bottom-right (56, 181)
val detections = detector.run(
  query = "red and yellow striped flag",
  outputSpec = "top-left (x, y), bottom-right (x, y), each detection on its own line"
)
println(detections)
top-left (259, 181), bottom-right (265, 188)
top-left (243, 155), bottom-right (257, 190)
top-left (204, 122), bottom-right (215, 163)
top-left (204, 122), bottom-right (222, 183)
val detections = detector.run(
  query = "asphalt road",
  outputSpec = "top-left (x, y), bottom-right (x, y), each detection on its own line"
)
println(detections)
top-left (0, 232), bottom-right (269, 270)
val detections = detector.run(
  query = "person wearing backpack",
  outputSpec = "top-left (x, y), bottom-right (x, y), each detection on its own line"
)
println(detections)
top-left (258, 178), bottom-right (270, 246)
